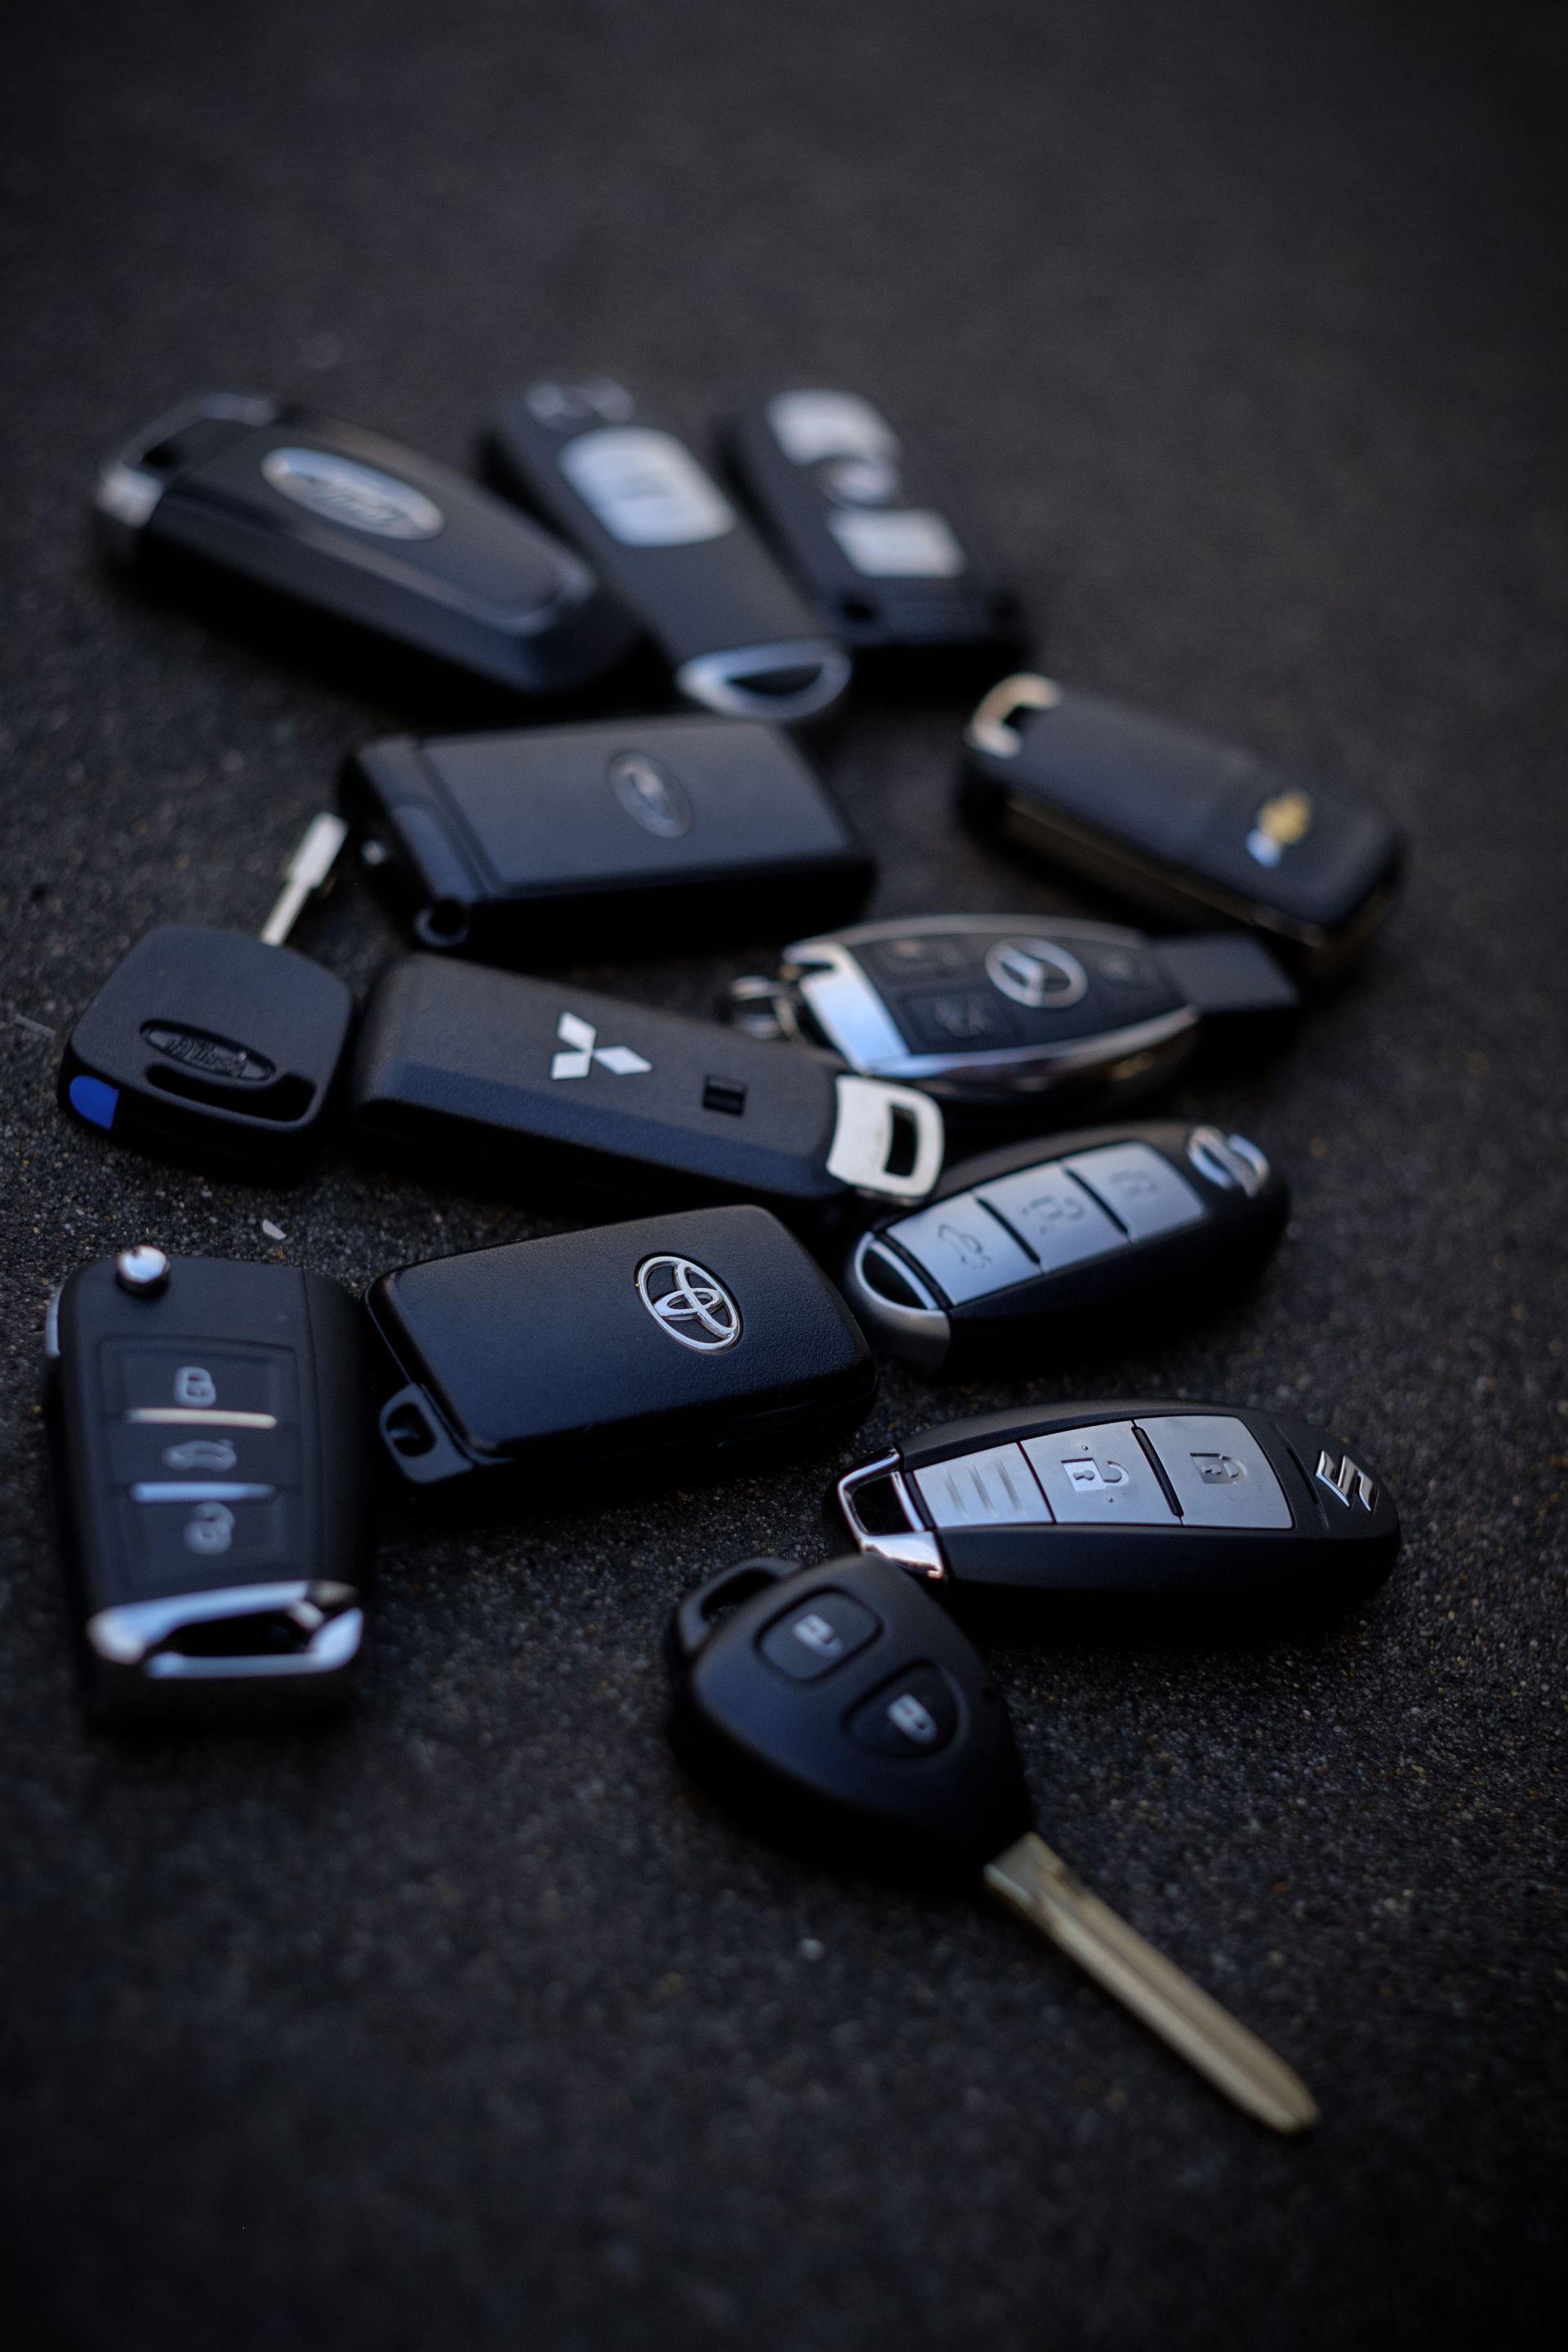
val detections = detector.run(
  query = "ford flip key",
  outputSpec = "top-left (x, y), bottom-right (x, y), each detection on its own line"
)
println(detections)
top-left (95, 392), bottom-right (638, 699)
top-left (483, 377), bottom-right (852, 721)
top-left (341, 711), bottom-right (872, 961)
top-left (962, 676), bottom-right (1403, 978)
top-left (368, 1205), bottom-right (876, 1498)
top-left (727, 913), bottom-right (1298, 1125)
top-left (45, 1247), bottom-right (374, 1720)
top-left (723, 389), bottom-right (1023, 667)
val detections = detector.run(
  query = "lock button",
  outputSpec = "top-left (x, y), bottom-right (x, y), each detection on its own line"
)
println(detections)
top-left (1137, 1415), bottom-right (1293, 1529)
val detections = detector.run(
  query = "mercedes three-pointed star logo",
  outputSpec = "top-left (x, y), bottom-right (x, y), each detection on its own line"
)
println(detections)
top-left (635, 1254), bottom-right (742, 1352)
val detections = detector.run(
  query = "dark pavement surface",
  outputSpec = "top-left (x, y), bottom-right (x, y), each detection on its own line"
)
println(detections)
top-left (2, 3), bottom-right (1566, 2345)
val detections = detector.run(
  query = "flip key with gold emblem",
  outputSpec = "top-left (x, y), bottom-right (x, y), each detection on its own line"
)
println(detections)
top-left (367, 1205), bottom-right (876, 1495)
top-left (835, 1401), bottom-right (1400, 1606)
top-left (961, 677), bottom-right (1402, 978)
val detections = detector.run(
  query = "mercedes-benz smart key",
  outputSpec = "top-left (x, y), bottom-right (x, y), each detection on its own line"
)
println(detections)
top-left (483, 377), bottom-right (851, 720)
top-left (95, 392), bottom-right (637, 697)
top-left (45, 1249), bottom-right (374, 1719)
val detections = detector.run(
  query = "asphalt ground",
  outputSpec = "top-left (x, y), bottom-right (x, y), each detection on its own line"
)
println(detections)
top-left (1, 3), bottom-right (1565, 2345)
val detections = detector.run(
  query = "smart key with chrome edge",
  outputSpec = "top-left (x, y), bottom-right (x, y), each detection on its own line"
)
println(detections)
top-left (835, 1402), bottom-right (1400, 1607)
top-left (45, 1249), bottom-right (374, 1720)
top-left (844, 1121), bottom-right (1287, 1373)
top-left (667, 1553), bottom-right (1318, 2132)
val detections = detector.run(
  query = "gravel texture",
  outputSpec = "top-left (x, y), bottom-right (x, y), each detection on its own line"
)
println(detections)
top-left (1, 2), bottom-right (1565, 2345)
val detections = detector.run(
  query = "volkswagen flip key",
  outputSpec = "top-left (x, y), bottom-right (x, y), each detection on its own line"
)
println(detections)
top-left (483, 377), bottom-right (851, 720)
top-left (368, 1205), bottom-right (876, 1499)
top-left (723, 389), bottom-right (1024, 666)
top-left (727, 913), bottom-right (1298, 1125)
top-left (45, 1248), bottom-right (374, 1720)
top-left (962, 676), bottom-right (1403, 977)
top-left (341, 711), bottom-right (872, 961)
top-left (96, 392), bottom-right (638, 699)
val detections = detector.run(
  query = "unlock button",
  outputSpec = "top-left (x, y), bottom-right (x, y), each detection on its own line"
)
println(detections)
top-left (1022, 1423), bottom-right (1176, 1524)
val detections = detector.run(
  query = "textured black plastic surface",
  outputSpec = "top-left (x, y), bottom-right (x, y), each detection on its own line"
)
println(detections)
top-left (367, 1205), bottom-right (876, 1492)
top-left (667, 1552), bottom-right (1031, 1874)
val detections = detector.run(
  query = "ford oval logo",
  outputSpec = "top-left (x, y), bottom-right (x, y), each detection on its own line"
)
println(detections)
top-left (141, 1023), bottom-right (275, 1084)
top-left (635, 1254), bottom-right (741, 1352)
top-left (609, 751), bottom-right (693, 840)
top-left (260, 447), bottom-right (444, 540)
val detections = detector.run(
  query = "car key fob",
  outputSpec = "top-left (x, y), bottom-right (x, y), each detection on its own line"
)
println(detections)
top-left (368, 1205), bottom-right (876, 1498)
top-left (728, 913), bottom-right (1298, 1125)
top-left (345, 956), bottom-right (945, 1231)
top-left (44, 1247), bottom-right (374, 1720)
top-left (835, 1401), bottom-right (1400, 1607)
top-left (722, 389), bottom-right (1024, 666)
top-left (483, 377), bottom-right (851, 720)
top-left (962, 676), bottom-right (1403, 978)
top-left (95, 392), bottom-right (638, 698)
top-left (844, 1121), bottom-right (1286, 1372)
top-left (341, 711), bottom-right (872, 962)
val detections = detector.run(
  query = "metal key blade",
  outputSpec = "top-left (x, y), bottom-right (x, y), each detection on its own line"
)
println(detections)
top-left (261, 813), bottom-right (349, 947)
top-left (984, 1831), bottom-right (1318, 2134)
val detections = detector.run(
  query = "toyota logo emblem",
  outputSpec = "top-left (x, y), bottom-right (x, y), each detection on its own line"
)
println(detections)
top-left (635, 1254), bottom-right (742, 1352)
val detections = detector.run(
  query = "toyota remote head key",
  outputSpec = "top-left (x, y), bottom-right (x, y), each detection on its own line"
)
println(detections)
top-left (835, 1402), bottom-right (1400, 1607)
top-left (844, 1121), bottom-right (1287, 1372)
top-left (44, 1249), bottom-right (374, 1720)
top-left (95, 392), bottom-right (637, 699)
top-left (962, 676), bottom-right (1403, 978)
top-left (728, 913), bottom-right (1298, 1125)
top-left (368, 1205), bottom-right (876, 1498)
top-left (723, 389), bottom-right (1024, 666)
top-left (345, 956), bottom-right (945, 1231)
top-left (668, 1553), bottom-right (1316, 2131)
top-left (342, 711), bottom-right (872, 962)
top-left (483, 377), bottom-right (851, 720)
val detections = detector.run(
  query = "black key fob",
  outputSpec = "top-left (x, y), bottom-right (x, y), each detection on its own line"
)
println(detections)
top-left (44, 1247), bottom-right (374, 1719)
top-left (96, 392), bottom-right (637, 698)
top-left (666, 1553), bottom-right (1030, 1875)
top-left (962, 676), bottom-right (1403, 978)
top-left (723, 389), bottom-right (1024, 666)
top-left (844, 1121), bottom-right (1286, 1372)
top-left (341, 712), bottom-right (872, 961)
top-left (345, 956), bottom-right (945, 1230)
top-left (368, 1205), bottom-right (876, 1498)
top-left (59, 924), bottom-right (354, 1178)
top-left (483, 377), bottom-right (850, 720)
top-left (728, 914), bottom-right (1298, 1125)
top-left (835, 1402), bottom-right (1400, 1607)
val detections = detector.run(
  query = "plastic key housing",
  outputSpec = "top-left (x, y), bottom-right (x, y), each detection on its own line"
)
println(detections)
top-left (483, 377), bottom-right (850, 721)
top-left (961, 677), bottom-right (1403, 978)
top-left (666, 1553), bottom-right (1031, 1876)
top-left (44, 1251), bottom-right (374, 1720)
top-left (59, 924), bottom-right (354, 1178)
top-left (835, 1401), bottom-right (1401, 1608)
top-left (721, 389), bottom-right (1025, 669)
top-left (366, 1204), bottom-right (877, 1499)
top-left (94, 392), bottom-right (639, 699)
top-left (341, 711), bottom-right (871, 963)
top-left (345, 956), bottom-right (944, 1233)
top-left (844, 1120), bottom-right (1288, 1372)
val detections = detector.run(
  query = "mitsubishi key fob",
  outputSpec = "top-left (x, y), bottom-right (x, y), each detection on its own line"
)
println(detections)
top-left (483, 377), bottom-right (851, 721)
top-left (345, 956), bottom-right (945, 1232)
top-left (962, 676), bottom-right (1403, 978)
top-left (844, 1121), bottom-right (1286, 1372)
top-left (728, 914), bottom-right (1298, 1125)
top-left (96, 392), bottom-right (638, 699)
top-left (368, 1205), bottom-right (876, 1498)
top-left (835, 1402), bottom-right (1400, 1608)
top-left (45, 1247), bottom-right (374, 1719)
top-left (342, 711), bottom-right (872, 961)
top-left (723, 389), bottom-right (1024, 668)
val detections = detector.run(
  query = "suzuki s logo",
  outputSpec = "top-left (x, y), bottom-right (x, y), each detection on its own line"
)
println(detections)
top-left (261, 448), bottom-right (444, 539)
top-left (549, 1011), bottom-right (653, 1080)
top-left (984, 938), bottom-right (1089, 1010)
top-left (609, 751), bottom-right (693, 839)
top-left (635, 1255), bottom-right (742, 1352)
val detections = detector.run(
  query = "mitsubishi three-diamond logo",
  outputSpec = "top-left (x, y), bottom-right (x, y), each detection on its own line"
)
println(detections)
top-left (549, 1010), bottom-right (653, 1081)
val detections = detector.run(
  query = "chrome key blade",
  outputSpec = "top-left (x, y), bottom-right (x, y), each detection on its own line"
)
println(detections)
top-left (984, 1831), bottom-right (1318, 2135)
top-left (260, 812), bottom-right (349, 947)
